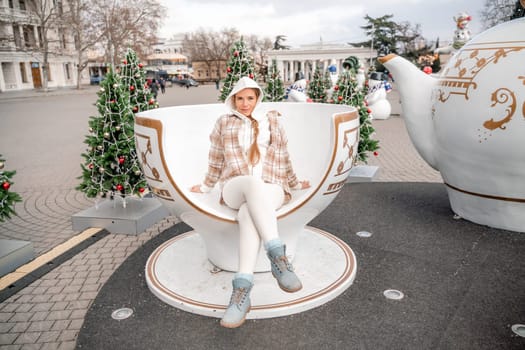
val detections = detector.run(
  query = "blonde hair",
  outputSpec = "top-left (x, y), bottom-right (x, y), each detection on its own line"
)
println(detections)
top-left (233, 88), bottom-right (261, 166)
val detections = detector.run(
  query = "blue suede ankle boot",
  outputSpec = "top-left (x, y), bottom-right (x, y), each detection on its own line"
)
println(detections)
top-left (220, 277), bottom-right (253, 328)
top-left (267, 244), bottom-right (302, 293)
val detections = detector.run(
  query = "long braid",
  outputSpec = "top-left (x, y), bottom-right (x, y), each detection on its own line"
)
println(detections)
top-left (247, 116), bottom-right (260, 166)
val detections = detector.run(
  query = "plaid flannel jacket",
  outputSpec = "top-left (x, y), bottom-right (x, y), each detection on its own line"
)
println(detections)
top-left (203, 110), bottom-right (299, 203)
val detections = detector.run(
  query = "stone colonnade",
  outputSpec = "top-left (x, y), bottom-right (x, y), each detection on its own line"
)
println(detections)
top-left (266, 44), bottom-right (376, 84)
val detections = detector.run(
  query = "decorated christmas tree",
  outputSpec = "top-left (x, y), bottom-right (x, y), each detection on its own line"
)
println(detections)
top-left (264, 60), bottom-right (285, 102)
top-left (323, 70), bottom-right (333, 90)
top-left (0, 154), bottom-right (22, 222)
top-left (331, 70), bottom-right (379, 163)
top-left (77, 69), bottom-right (148, 204)
top-left (308, 66), bottom-right (328, 102)
top-left (119, 48), bottom-right (158, 112)
top-left (219, 37), bottom-right (257, 102)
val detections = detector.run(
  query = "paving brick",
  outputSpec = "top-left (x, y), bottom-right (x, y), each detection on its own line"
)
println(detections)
top-left (67, 319), bottom-right (83, 331)
top-left (50, 302), bottom-right (68, 312)
top-left (68, 309), bottom-right (86, 320)
top-left (13, 332), bottom-right (40, 345)
top-left (0, 344), bottom-right (22, 350)
top-left (28, 303), bottom-right (53, 313)
top-left (30, 295), bottom-right (51, 304)
top-left (39, 343), bottom-right (60, 350)
top-left (57, 341), bottom-right (76, 350)
top-left (45, 311), bottom-right (71, 321)
top-left (44, 286), bottom-right (64, 295)
top-left (0, 304), bottom-right (19, 313)
top-left (27, 321), bottom-right (53, 333)
top-left (0, 333), bottom-right (19, 345)
top-left (36, 331), bottom-right (59, 343)
top-left (8, 313), bottom-right (33, 323)
top-left (20, 344), bottom-right (41, 350)
top-left (60, 285), bottom-right (81, 294)
top-left (29, 312), bottom-right (48, 322)
top-left (0, 322), bottom-right (14, 333)
top-left (8, 322), bottom-right (30, 333)
top-left (57, 330), bottom-right (76, 343)
top-left (61, 294), bottom-right (80, 303)
top-left (50, 320), bottom-right (70, 332)
top-left (66, 300), bottom-right (90, 311)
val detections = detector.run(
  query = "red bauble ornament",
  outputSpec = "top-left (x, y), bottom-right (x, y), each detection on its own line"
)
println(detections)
top-left (334, 85), bottom-right (339, 91)
top-left (122, 59), bottom-right (127, 65)
top-left (130, 85), bottom-right (135, 91)
top-left (118, 156), bottom-right (125, 164)
top-left (367, 108), bottom-right (372, 114)
top-left (110, 99), bottom-right (115, 104)
top-left (233, 51), bottom-right (239, 57)
top-left (227, 67), bottom-right (232, 73)
top-left (138, 63), bottom-right (143, 68)
top-left (249, 73), bottom-right (254, 79)
top-left (148, 98), bottom-right (155, 105)
top-left (138, 187), bottom-right (145, 193)
top-left (338, 95), bottom-right (343, 101)
top-left (423, 66), bottom-right (432, 74)
top-left (133, 106), bottom-right (138, 112)
top-left (2, 182), bottom-right (10, 190)
top-left (88, 163), bottom-right (94, 169)
top-left (373, 151), bottom-right (379, 156)
top-left (364, 101), bottom-right (368, 106)
top-left (116, 184), bottom-right (124, 191)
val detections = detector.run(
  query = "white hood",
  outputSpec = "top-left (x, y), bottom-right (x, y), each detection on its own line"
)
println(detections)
top-left (224, 77), bottom-right (264, 116)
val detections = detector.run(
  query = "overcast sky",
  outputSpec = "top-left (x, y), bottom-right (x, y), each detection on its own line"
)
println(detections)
top-left (158, 0), bottom-right (486, 47)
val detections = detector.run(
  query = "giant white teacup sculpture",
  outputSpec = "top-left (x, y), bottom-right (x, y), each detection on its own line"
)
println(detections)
top-left (134, 102), bottom-right (360, 271)
top-left (379, 18), bottom-right (525, 232)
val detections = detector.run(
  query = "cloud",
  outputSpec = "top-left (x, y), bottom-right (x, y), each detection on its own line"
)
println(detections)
top-left (159, 0), bottom-right (485, 47)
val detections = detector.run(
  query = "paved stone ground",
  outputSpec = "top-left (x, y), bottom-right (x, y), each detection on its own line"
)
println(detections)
top-left (0, 83), bottom-right (441, 349)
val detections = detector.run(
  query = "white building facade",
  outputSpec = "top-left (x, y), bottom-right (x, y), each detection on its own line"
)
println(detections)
top-left (266, 42), bottom-right (376, 84)
top-left (0, 0), bottom-right (79, 92)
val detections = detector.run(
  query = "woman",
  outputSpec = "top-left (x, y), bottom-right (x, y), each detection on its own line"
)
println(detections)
top-left (190, 77), bottom-right (310, 328)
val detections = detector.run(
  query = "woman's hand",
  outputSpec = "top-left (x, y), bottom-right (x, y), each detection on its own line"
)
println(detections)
top-left (190, 184), bottom-right (203, 193)
top-left (299, 180), bottom-right (310, 189)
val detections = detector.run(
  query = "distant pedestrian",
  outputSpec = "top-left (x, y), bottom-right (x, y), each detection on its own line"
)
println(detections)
top-left (150, 79), bottom-right (159, 98)
top-left (159, 78), bottom-right (166, 94)
top-left (215, 79), bottom-right (220, 90)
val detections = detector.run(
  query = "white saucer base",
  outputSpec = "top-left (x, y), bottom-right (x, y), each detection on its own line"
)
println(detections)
top-left (145, 226), bottom-right (357, 319)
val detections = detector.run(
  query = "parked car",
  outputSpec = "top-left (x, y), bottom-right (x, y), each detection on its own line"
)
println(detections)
top-left (90, 75), bottom-right (102, 85)
top-left (171, 78), bottom-right (199, 88)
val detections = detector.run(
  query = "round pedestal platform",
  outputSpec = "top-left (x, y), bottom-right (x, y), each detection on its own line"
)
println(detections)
top-left (145, 226), bottom-right (357, 319)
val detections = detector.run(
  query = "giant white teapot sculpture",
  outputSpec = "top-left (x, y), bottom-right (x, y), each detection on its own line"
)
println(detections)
top-left (379, 18), bottom-right (525, 232)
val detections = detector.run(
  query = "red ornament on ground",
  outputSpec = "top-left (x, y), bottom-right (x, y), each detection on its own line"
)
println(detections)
top-left (2, 182), bottom-right (10, 190)
top-left (373, 151), bottom-right (379, 156)
top-left (116, 184), bottom-right (124, 191)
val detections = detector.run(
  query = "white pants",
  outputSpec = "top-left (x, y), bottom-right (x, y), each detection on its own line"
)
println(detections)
top-left (222, 176), bottom-right (285, 274)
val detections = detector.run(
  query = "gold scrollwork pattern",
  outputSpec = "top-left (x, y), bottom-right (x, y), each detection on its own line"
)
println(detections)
top-left (436, 45), bottom-right (524, 102)
top-left (483, 88), bottom-right (516, 131)
top-left (135, 133), bottom-right (162, 183)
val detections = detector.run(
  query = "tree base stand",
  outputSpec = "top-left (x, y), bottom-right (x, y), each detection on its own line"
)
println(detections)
top-left (71, 197), bottom-right (169, 235)
top-left (145, 226), bottom-right (357, 319)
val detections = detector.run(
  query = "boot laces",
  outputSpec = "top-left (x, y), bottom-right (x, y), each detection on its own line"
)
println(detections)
top-left (229, 287), bottom-right (248, 307)
top-left (273, 255), bottom-right (294, 273)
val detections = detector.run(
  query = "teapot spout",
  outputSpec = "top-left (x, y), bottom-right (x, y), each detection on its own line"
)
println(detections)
top-left (379, 54), bottom-right (439, 170)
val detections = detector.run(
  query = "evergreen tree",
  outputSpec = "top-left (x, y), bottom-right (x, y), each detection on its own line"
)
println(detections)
top-left (0, 154), bottom-right (22, 222)
top-left (331, 69), bottom-right (379, 163)
top-left (323, 70), bottom-right (333, 90)
top-left (264, 60), bottom-right (285, 102)
top-left (119, 48), bottom-right (159, 112)
top-left (77, 69), bottom-right (148, 204)
top-left (219, 38), bottom-right (257, 102)
top-left (307, 66), bottom-right (328, 102)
